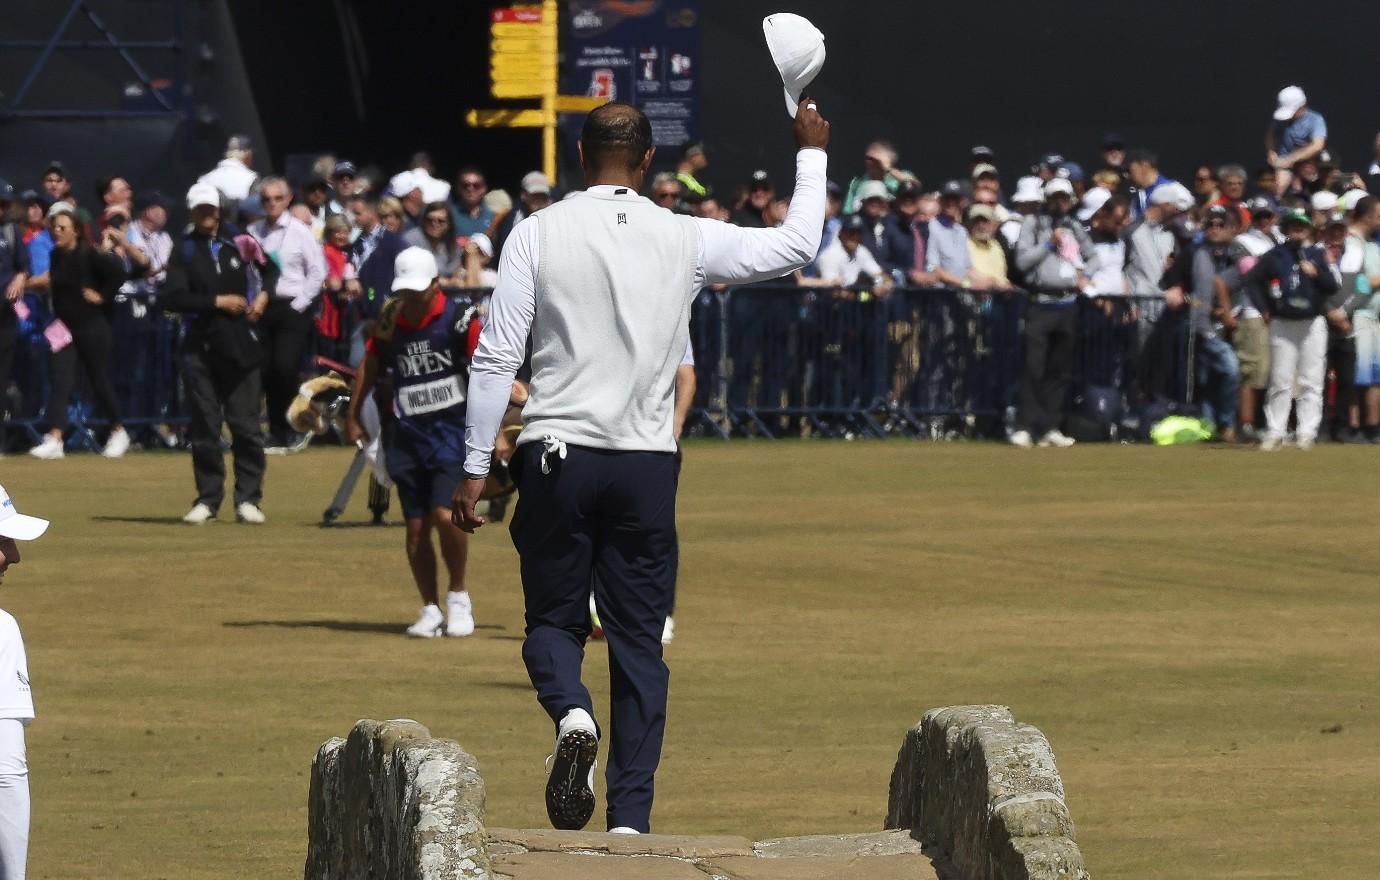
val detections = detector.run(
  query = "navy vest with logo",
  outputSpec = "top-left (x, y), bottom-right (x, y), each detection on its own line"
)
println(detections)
top-left (381, 297), bottom-right (471, 465)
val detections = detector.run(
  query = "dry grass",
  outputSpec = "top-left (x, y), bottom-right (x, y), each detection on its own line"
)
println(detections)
top-left (3, 440), bottom-right (1377, 878)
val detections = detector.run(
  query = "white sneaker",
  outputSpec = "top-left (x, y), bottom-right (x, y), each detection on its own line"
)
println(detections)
top-left (1260, 435), bottom-right (1284, 452)
top-left (406, 604), bottom-right (445, 638)
top-left (1008, 430), bottom-right (1033, 449)
top-left (28, 435), bottom-right (64, 460)
top-left (1297, 437), bottom-right (1315, 451)
top-left (609, 827), bottom-right (640, 834)
top-left (546, 707), bottom-right (598, 830)
top-left (182, 502), bottom-right (216, 525)
top-left (661, 616), bottom-right (675, 646)
top-left (235, 502), bottom-right (266, 524)
top-left (1038, 429), bottom-right (1076, 448)
top-left (102, 427), bottom-right (130, 459)
top-left (446, 592), bottom-right (475, 638)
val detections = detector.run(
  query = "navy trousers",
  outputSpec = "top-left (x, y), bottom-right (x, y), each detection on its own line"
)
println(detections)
top-left (510, 442), bottom-right (677, 833)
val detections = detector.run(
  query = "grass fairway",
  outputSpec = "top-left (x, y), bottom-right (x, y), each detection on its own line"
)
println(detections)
top-left (3, 440), bottom-right (1377, 878)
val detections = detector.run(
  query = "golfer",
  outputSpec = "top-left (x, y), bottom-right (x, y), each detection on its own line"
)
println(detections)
top-left (455, 100), bottom-right (829, 833)
top-left (0, 484), bottom-right (51, 879)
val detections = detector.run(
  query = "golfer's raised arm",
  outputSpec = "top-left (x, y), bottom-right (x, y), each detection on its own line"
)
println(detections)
top-left (464, 218), bottom-right (537, 477)
top-left (696, 101), bottom-right (830, 285)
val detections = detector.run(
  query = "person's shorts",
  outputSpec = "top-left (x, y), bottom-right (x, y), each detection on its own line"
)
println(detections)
top-left (1233, 315), bottom-right (1270, 390)
top-left (387, 450), bottom-right (465, 520)
top-left (1354, 313), bottom-right (1380, 386)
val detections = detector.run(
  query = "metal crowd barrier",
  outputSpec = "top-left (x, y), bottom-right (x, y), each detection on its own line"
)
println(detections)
top-left (687, 285), bottom-right (1194, 439)
top-left (0, 285), bottom-right (1195, 450)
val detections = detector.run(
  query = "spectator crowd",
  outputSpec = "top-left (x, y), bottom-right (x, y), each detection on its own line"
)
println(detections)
top-left (2, 82), bottom-right (1379, 484)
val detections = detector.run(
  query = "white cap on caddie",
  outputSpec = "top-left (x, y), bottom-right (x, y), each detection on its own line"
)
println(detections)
top-left (1274, 85), bottom-right (1306, 121)
top-left (186, 182), bottom-right (220, 210)
top-left (0, 485), bottom-right (49, 541)
top-left (763, 13), bottom-right (826, 118)
top-left (392, 246), bottom-right (438, 292)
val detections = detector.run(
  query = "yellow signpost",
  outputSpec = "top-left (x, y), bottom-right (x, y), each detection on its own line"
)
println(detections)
top-left (471, 0), bottom-right (609, 186)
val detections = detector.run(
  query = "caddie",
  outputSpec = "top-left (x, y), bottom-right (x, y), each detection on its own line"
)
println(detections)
top-left (346, 247), bottom-right (478, 638)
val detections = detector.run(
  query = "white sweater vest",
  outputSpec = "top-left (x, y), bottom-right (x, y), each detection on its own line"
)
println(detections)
top-left (520, 189), bottom-right (700, 452)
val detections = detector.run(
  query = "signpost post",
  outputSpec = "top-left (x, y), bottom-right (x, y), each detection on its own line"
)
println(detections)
top-left (472, 1), bottom-right (608, 186)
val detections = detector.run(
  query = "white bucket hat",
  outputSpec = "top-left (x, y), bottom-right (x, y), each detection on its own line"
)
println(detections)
top-left (763, 13), bottom-right (826, 118)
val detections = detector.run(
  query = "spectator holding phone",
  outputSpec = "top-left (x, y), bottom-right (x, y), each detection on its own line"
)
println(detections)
top-left (28, 203), bottom-right (130, 460)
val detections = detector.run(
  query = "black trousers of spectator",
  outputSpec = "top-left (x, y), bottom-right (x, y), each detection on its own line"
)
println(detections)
top-left (182, 346), bottom-right (265, 511)
top-left (0, 314), bottom-right (16, 415)
top-left (45, 318), bottom-right (121, 434)
top-left (1019, 301), bottom-right (1078, 437)
top-left (257, 298), bottom-right (313, 442)
top-left (511, 443), bottom-right (677, 833)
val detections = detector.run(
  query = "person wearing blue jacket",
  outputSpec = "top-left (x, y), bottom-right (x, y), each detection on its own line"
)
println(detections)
top-left (1244, 209), bottom-right (1344, 450)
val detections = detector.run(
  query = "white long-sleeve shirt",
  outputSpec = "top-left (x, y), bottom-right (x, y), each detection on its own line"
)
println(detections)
top-left (251, 213), bottom-right (327, 312)
top-left (464, 147), bottom-right (827, 474)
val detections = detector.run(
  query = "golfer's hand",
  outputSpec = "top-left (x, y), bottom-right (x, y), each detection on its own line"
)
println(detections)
top-left (452, 477), bottom-right (487, 533)
top-left (793, 95), bottom-right (829, 152)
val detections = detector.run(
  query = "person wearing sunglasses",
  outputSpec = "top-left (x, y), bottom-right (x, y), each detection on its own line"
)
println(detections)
top-left (248, 176), bottom-right (327, 451)
top-left (451, 168), bottom-right (495, 238)
top-left (403, 202), bottom-right (481, 289)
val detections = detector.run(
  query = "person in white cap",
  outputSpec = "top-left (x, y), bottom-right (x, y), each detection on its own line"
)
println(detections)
top-left (1266, 86), bottom-right (1327, 198)
top-left (0, 483), bottom-right (50, 880)
top-left (493, 172), bottom-right (553, 261)
top-left (162, 182), bottom-right (279, 524)
top-left (345, 247), bottom-right (481, 638)
top-left (1009, 177), bottom-right (1099, 448)
top-left (454, 98), bottom-right (829, 834)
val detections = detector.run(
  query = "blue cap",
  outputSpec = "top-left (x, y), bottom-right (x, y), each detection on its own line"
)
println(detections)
top-left (1056, 161), bottom-right (1085, 183)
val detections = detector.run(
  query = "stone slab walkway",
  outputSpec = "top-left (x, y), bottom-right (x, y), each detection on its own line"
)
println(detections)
top-left (486, 828), bottom-right (941, 879)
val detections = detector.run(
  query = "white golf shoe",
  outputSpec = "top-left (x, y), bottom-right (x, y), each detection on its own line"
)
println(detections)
top-left (28, 435), bottom-right (64, 460)
top-left (406, 604), bottom-right (445, 639)
top-left (546, 707), bottom-right (598, 831)
top-left (182, 503), bottom-right (216, 525)
top-left (102, 427), bottom-right (131, 459)
top-left (1008, 430), bottom-right (1033, 449)
top-left (446, 592), bottom-right (475, 638)
top-left (235, 502), bottom-right (266, 524)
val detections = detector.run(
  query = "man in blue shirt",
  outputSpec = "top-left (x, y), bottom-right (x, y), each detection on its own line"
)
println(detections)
top-left (1266, 85), bottom-right (1327, 199)
top-left (451, 167), bottom-right (497, 239)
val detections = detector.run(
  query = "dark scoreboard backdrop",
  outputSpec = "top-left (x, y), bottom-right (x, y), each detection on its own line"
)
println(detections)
top-left (234, 0), bottom-right (1377, 197)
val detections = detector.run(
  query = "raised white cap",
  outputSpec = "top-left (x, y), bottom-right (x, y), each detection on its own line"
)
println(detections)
top-left (763, 13), bottom-right (826, 118)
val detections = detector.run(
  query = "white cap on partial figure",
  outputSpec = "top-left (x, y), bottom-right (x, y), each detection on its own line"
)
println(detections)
top-left (186, 182), bottom-right (220, 210)
top-left (763, 13), bottom-right (826, 118)
top-left (392, 246), bottom-right (439, 293)
top-left (0, 485), bottom-right (49, 541)
top-left (1273, 85), bottom-right (1306, 121)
